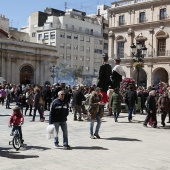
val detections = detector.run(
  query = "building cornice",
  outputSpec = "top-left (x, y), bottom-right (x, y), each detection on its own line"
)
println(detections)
top-left (109, 19), bottom-right (170, 32)
top-left (109, 0), bottom-right (170, 14)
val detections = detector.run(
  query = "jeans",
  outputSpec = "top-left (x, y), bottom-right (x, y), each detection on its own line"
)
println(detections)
top-left (6, 98), bottom-right (10, 108)
top-left (114, 112), bottom-right (120, 121)
top-left (53, 121), bottom-right (68, 146)
top-left (90, 112), bottom-right (101, 136)
top-left (32, 104), bottom-right (44, 120)
top-left (128, 106), bottom-right (135, 120)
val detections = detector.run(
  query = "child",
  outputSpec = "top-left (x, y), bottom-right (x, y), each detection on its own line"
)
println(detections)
top-left (8, 107), bottom-right (24, 144)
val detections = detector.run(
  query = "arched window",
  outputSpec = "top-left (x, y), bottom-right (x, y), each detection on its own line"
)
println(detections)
top-left (155, 31), bottom-right (168, 56)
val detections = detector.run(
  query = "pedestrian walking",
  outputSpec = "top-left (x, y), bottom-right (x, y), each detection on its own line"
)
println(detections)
top-left (49, 90), bottom-right (70, 149)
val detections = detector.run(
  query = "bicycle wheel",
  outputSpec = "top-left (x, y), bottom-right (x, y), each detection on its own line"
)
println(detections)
top-left (12, 136), bottom-right (21, 151)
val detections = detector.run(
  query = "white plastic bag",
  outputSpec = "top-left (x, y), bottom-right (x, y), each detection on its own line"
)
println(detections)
top-left (46, 124), bottom-right (57, 139)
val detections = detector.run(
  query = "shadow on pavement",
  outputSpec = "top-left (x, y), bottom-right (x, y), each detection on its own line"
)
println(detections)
top-left (102, 137), bottom-right (142, 142)
top-left (0, 147), bottom-right (39, 159)
top-left (26, 145), bottom-right (51, 151)
top-left (157, 125), bottom-right (170, 129)
top-left (70, 146), bottom-right (108, 150)
top-left (0, 115), bottom-right (10, 116)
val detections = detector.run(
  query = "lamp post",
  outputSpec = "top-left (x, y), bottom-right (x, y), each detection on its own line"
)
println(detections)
top-left (49, 65), bottom-right (57, 84)
top-left (130, 42), bottom-right (147, 87)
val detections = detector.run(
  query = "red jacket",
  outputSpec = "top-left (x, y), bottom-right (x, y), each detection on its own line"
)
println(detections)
top-left (8, 112), bottom-right (24, 126)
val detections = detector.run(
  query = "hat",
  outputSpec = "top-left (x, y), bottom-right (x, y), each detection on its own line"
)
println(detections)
top-left (102, 53), bottom-right (108, 58)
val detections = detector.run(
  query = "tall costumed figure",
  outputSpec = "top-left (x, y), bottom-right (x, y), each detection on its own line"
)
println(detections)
top-left (97, 53), bottom-right (112, 92)
top-left (110, 58), bottom-right (126, 89)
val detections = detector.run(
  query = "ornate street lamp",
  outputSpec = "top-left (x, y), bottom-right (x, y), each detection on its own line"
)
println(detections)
top-left (49, 65), bottom-right (57, 84)
top-left (130, 42), bottom-right (147, 87)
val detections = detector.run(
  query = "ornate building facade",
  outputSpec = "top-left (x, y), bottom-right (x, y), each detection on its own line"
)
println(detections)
top-left (108, 0), bottom-right (170, 87)
top-left (0, 38), bottom-right (58, 85)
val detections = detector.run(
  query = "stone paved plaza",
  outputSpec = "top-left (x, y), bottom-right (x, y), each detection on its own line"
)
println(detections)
top-left (0, 103), bottom-right (170, 170)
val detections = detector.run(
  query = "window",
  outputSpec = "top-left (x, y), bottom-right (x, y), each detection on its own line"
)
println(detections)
top-left (73, 55), bottom-right (78, 60)
top-left (95, 39), bottom-right (103, 45)
top-left (74, 45), bottom-right (78, 50)
top-left (119, 15), bottom-right (124, 26)
top-left (86, 67), bottom-right (89, 71)
top-left (158, 39), bottom-right (166, 56)
top-left (65, 24), bottom-right (68, 29)
top-left (160, 8), bottom-right (167, 20)
top-left (60, 43), bottom-right (65, 48)
top-left (73, 65), bottom-right (77, 68)
top-left (67, 34), bottom-right (71, 39)
top-left (79, 27), bottom-right (82, 31)
top-left (74, 35), bottom-right (78, 39)
top-left (85, 28), bottom-right (89, 34)
top-left (72, 25), bottom-right (74, 30)
top-left (104, 43), bottom-right (108, 50)
top-left (86, 57), bottom-right (90, 61)
top-left (60, 53), bottom-right (64, 59)
top-left (139, 12), bottom-right (146, 23)
top-left (38, 34), bottom-right (42, 40)
top-left (94, 49), bottom-right (102, 54)
top-left (86, 47), bottom-right (90, 52)
top-left (80, 36), bottom-right (84, 41)
top-left (80, 56), bottom-right (84, 61)
top-left (90, 29), bottom-right (93, 35)
top-left (60, 32), bottom-right (65, 38)
top-left (66, 44), bottom-right (71, 49)
top-left (44, 33), bottom-right (49, 39)
top-left (66, 55), bottom-right (71, 60)
top-left (86, 37), bottom-right (90, 42)
top-left (32, 32), bottom-right (36, 37)
top-left (117, 42), bottom-right (124, 58)
top-left (50, 32), bottom-right (55, 39)
top-left (80, 46), bottom-right (84, 51)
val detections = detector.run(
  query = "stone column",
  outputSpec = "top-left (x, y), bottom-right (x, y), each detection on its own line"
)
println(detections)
top-left (11, 58), bottom-right (17, 84)
top-left (108, 31), bottom-right (115, 65)
top-left (146, 64), bottom-right (153, 87)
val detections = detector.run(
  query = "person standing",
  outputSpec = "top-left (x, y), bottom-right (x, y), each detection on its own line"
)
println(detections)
top-left (49, 90), bottom-right (70, 149)
top-left (107, 86), bottom-right (114, 116)
top-left (125, 85), bottom-right (138, 122)
top-left (111, 88), bottom-right (122, 122)
top-left (89, 87), bottom-right (103, 139)
top-left (157, 92), bottom-right (170, 127)
top-left (31, 87), bottom-right (44, 122)
top-left (143, 90), bottom-right (157, 128)
top-left (72, 85), bottom-right (86, 121)
top-left (97, 53), bottom-right (112, 93)
top-left (25, 88), bottom-right (34, 116)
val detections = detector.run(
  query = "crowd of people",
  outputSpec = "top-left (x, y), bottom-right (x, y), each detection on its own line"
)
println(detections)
top-left (1, 54), bottom-right (170, 149)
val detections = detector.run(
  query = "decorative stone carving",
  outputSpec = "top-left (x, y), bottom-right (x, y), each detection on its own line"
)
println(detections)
top-left (127, 28), bottom-right (134, 36)
top-left (108, 31), bottom-right (115, 38)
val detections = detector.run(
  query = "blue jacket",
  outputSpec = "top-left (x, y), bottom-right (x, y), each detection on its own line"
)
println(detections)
top-left (49, 98), bottom-right (69, 124)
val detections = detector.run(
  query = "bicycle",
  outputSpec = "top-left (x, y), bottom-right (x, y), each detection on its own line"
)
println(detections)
top-left (9, 125), bottom-right (24, 151)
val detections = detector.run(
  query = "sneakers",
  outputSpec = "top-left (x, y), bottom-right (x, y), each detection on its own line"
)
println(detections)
top-left (54, 143), bottom-right (59, 147)
top-left (78, 119), bottom-right (83, 121)
top-left (90, 135), bottom-right (95, 139)
top-left (63, 145), bottom-right (71, 150)
top-left (161, 122), bottom-right (165, 127)
top-left (94, 133), bottom-right (100, 139)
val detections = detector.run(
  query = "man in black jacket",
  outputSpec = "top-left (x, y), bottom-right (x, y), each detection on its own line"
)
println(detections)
top-left (125, 85), bottom-right (138, 122)
top-left (72, 85), bottom-right (86, 121)
top-left (49, 90), bottom-right (70, 149)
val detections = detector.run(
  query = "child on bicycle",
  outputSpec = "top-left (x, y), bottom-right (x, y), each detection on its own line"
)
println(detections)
top-left (8, 107), bottom-right (24, 144)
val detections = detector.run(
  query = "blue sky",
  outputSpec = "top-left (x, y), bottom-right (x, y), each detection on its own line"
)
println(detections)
top-left (0, 0), bottom-right (115, 29)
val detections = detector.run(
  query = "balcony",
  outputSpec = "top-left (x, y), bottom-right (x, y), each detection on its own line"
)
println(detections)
top-left (158, 14), bottom-right (169, 21)
top-left (117, 21), bottom-right (126, 26)
top-left (137, 17), bottom-right (147, 24)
